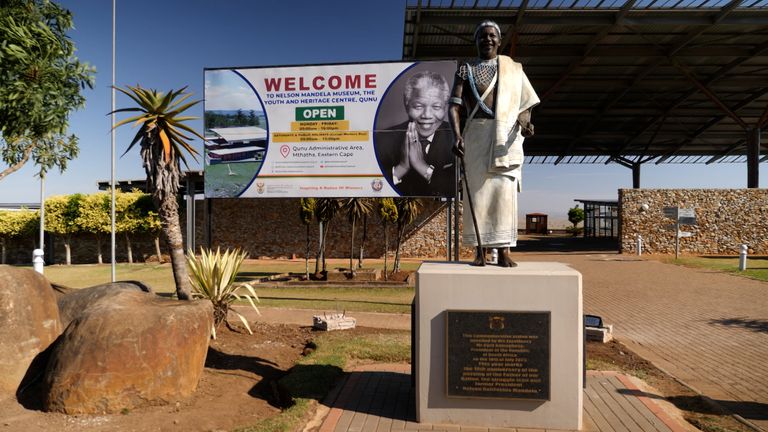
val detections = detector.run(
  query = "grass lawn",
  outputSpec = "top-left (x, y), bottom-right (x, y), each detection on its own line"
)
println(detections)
top-left (41, 258), bottom-right (421, 313)
top-left (662, 255), bottom-right (768, 282)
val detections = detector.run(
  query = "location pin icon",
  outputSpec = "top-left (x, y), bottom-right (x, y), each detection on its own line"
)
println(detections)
top-left (280, 145), bottom-right (290, 158)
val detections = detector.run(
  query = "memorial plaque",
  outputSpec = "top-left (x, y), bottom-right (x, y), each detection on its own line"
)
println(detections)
top-left (445, 310), bottom-right (550, 400)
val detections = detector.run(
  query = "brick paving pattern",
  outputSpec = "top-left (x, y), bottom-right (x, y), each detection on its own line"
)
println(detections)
top-left (514, 253), bottom-right (768, 431)
top-left (319, 366), bottom-right (690, 432)
top-left (251, 248), bottom-right (768, 431)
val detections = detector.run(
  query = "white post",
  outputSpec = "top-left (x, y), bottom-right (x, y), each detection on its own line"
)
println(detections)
top-left (33, 249), bottom-right (44, 274)
top-left (636, 234), bottom-right (643, 256)
top-left (739, 244), bottom-right (748, 271)
top-left (37, 173), bottom-right (45, 273)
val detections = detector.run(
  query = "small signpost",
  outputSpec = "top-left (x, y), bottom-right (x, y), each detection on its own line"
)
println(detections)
top-left (663, 206), bottom-right (697, 258)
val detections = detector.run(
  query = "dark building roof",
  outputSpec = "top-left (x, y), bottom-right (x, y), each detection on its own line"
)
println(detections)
top-left (403, 0), bottom-right (768, 166)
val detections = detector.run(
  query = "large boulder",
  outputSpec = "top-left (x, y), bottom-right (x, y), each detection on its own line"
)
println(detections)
top-left (57, 280), bottom-right (152, 328)
top-left (0, 267), bottom-right (62, 397)
top-left (43, 289), bottom-right (212, 414)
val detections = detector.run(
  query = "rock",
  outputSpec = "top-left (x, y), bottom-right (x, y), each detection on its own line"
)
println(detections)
top-left (43, 290), bottom-right (212, 414)
top-left (57, 281), bottom-right (153, 328)
top-left (0, 267), bottom-right (62, 397)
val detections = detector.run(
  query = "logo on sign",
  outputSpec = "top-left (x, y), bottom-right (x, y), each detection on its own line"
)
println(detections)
top-left (488, 316), bottom-right (505, 330)
top-left (256, 182), bottom-right (265, 194)
top-left (371, 179), bottom-right (383, 192)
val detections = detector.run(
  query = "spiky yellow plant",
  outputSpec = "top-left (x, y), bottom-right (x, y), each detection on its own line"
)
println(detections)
top-left (186, 247), bottom-right (259, 339)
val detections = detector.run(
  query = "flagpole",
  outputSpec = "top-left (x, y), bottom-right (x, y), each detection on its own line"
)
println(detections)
top-left (110, 0), bottom-right (116, 282)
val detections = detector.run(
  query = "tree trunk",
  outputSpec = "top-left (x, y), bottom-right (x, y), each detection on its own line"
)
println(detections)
top-left (125, 233), bottom-right (133, 264)
top-left (142, 132), bottom-right (191, 300)
top-left (358, 214), bottom-right (367, 269)
top-left (305, 224), bottom-right (310, 280)
top-left (349, 216), bottom-right (355, 273)
top-left (64, 240), bottom-right (71, 266)
top-left (394, 224), bottom-right (404, 273)
top-left (321, 220), bottom-right (331, 273)
top-left (95, 235), bottom-right (103, 265)
top-left (1, 238), bottom-right (6, 265)
top-left (383, 224), bottom-right (388, 281)
top-left (0, 141), bottom-right (35, 181)
top-left (154, 236), bottom-right (162, 263)
top-left (315, 221), bottom-right (323, 276)
top-left (157, 196), bottom-right (191, 300)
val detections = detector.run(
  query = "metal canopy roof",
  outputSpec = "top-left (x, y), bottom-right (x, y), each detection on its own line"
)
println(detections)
top-left (403, 0), bottom-right (768, 166)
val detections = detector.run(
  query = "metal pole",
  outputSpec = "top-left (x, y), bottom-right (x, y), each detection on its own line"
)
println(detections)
top-left (35, 173), bottom-right (45, 274)
top-left (453, 161), bottom-right (460, 261)
top-left (747, 127), bottom-right (760, 188)
top-left (446, 200), bottom-right (451, 261)
top-left (110, 0), bottom-right (116, 282)
top-left (675, 219), bottom-right (680, 259)
top-left (460, 155), bottom-right (484, 266)
top-left (39, 173), bottom-right (45, 252)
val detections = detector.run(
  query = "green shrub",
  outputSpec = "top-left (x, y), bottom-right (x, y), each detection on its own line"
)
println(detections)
top-left (187, 247), bottom-right (259, 339)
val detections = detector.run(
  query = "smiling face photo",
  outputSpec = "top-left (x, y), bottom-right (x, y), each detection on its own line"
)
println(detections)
top-left (373, 62), bottom-right (457, 198)
top-left (405, 82), bottom-right (448, 139)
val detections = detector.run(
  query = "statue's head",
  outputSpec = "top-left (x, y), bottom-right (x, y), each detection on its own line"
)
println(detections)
top-left (474, 20), bottom-right (501, 60)
top-left (403, 71), bottom-right (449, 138)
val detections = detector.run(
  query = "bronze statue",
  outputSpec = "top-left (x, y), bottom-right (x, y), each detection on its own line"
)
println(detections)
top-left (449, 20), bottom-right (539, 267)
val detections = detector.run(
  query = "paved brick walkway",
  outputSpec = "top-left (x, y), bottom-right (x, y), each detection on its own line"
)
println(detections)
top-left (319, 365), bottom-right (691, 432)
top-left (250, 250), bottom-right (768, 431)
top-left (512, 252), bottom-right (768, 431)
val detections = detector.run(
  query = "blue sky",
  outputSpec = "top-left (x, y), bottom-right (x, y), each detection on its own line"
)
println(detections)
top-left (2, 0), bottom-right (763, 225)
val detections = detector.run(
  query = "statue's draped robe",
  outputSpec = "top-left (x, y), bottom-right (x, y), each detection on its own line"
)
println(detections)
top-left (461, 55), bottom-right (539, 247)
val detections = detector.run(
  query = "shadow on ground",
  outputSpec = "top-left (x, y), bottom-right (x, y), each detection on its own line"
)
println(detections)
top-left (207, 345), bottom-right (344, 409)
top-left (619, 388), bottom-right (768, 422)
top-left (708, 317), bottom-right (768, 333)
top-left (325, 371), bottom-right (414, 421)
top-left (514, 235), bottom-right (619, 253)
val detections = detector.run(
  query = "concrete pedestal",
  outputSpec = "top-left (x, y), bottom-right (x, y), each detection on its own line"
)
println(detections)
top-left (415, 261), bottom-right (583, 430)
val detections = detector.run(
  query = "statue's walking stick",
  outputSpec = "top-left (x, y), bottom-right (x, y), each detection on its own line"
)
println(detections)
top-left (458, 153), bottom-right (485, 266)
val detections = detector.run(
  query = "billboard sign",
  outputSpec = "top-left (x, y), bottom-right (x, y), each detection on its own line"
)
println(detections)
top-left (204, 61), bottom-right (457, 198)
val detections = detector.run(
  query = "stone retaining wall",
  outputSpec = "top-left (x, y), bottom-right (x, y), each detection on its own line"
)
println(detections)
top-left (208, 198), bottom-right (454, 260)
top-left (619, 189), bottom-right (768, 255)
top-left (2, 198), bottom-right (459, 264)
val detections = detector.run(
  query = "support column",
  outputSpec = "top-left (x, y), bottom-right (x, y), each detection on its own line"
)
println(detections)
top-left (747, 127), bottom-right (760, 188)
top-left (632, 163), bottom-right (641, 189)
top-left (185, 176), bottom-right (195, 252)
top-left (205, 198), bottom-right (212, 249)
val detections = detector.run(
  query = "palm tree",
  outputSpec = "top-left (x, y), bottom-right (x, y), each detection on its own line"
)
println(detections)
top-left (111, 85), bottom-right (203, 300)
top-left (299, 198), bottom-right (316, 280)
top-left (314, 198), bottom-right (341, 276)
top-left (378, 198), bottom-right (398, 280)
top-left (394, 198), bottom-right (422, 274)
top-left (341, 198), bottom-right (374, 273)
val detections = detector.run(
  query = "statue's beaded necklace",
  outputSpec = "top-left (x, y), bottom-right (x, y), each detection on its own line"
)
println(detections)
top-left (467, 57), bottom-right (497, 116)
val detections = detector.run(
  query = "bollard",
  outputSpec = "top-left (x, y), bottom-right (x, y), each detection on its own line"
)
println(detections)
top-left (739, 244), bottom-right (748, 271)
top-left (636, 234), bottom-right (643, 256)
top-left (32, 248), bottom-right (44, 274)
top-left (489, 248), bottom-right (499, 265)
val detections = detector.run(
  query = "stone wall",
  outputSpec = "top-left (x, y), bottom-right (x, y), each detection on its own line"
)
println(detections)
top-left (2, 198), bottom-right (459, 264)
top-left (619, 189), bottom-right (768, 255)
top-left (208, 198), bottom-right (454, 260)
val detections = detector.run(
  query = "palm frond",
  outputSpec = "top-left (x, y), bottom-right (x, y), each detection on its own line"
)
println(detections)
top-left (158, 128), bottom-right (172, 161)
